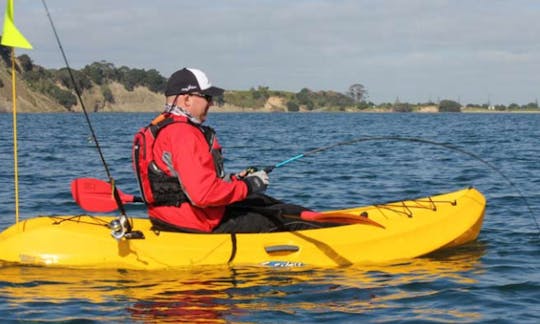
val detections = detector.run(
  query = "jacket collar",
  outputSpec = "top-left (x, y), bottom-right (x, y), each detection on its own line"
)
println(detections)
top-left (164, 104), bottom-right (202, 124)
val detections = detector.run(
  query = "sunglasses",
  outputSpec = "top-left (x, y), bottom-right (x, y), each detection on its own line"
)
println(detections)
top-left (190, 93), bottom-right (213, 102)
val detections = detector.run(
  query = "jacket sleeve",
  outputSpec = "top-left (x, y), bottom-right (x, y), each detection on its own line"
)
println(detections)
top-left (157, 123), bottom-right (249, 207)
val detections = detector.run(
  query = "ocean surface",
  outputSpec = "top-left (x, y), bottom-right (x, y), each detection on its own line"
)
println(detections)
top-left (0, 112), bottom-right (538, 323)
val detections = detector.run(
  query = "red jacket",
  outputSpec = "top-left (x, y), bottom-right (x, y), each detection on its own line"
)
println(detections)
top-left (147, 114), bottom-right (249, 232)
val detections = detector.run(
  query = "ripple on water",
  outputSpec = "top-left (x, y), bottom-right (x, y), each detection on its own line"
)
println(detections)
top-left (0, 113), bottom-right (539, 323)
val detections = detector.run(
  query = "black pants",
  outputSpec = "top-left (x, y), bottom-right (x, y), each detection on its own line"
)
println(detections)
top-left (212, 194), bottom-right (340, 233)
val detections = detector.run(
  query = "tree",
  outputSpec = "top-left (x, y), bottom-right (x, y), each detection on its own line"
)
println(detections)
top-left (17, 54), bottom-right (33, 72)
top-left (296, 88), bottom-right (314, 110)
top-left (214, 95), bottom-right (224, 106)
top-left (101, 84), bottom-right (114, 104)
top-left (55, 68), bottom-right (92, 91)
top-left (286, 101), bottom-right (299, 112)
top-left (48, 85), bottom-right (77, 109)
top-left (83, 61), bottom-right (107, 85)
top-left (392, 102), bottom-right (412, 112)
top-left (523, 101), bottom-right (539, 109)
top-left (356, 101), bottom-right (374, 110)
top-left (347, 83), bottom-right (367, 103)
top-left (508, 103), bottom-right (520, 110)
top-left (83, 61), bottom-right (124, 85)
top-left (438, 99), bottom-right (461, 112)
top-left (143, 68), bottom-right (167, 92)
top-left (122, 68), bottom-right (146, 91)
top-left (250, 86), bottom-right (270, 100)
top-left (0, 40), bottom-right (11, 65)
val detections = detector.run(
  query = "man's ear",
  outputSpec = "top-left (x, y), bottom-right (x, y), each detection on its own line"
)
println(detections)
top-left (183, 95), bottom-right (192, 107)
top-left (172, 94), bottom-right (189, 107)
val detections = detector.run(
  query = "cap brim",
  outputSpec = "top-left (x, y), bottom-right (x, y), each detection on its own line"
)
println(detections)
top-left (201, 86), bottom-right (224, 97)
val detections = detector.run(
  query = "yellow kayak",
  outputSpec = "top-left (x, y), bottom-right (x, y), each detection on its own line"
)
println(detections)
top-left (0, 187), bottom-right (485, 270)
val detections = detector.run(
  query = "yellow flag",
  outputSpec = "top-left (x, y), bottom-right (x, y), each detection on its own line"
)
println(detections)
top-left (1, 0), bottom-right (32, 49)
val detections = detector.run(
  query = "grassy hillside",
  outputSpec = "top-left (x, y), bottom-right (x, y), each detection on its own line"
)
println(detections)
top-left (0, 50), bottom-right (365, 113)
top-left (0, 51), bottom-right (166, 113)
top-left (3, 49), bottom-right (534, 114)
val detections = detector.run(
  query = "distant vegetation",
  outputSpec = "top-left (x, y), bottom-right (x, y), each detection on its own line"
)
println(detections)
top-left (2, 50), bottom-right (376, 111)
top-left (11, 55), bottom-right (168, 111)
top-left (439, 100), bottom-right (462, 112)
top-left (223, 86), bottom-right (374, 111)
top-left (82, 61), bottom-right (167, 92)
top-left (0, 42), bottom-right (538, 113)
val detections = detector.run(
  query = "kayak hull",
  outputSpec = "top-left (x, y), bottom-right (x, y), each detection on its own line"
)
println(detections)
top-left (0, 187), bottom-right (485, 269)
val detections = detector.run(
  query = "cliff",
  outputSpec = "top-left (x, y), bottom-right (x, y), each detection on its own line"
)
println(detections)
top-left (0, 54), bottom-right (363, 113)
top-left (0, 63), bottom-right (291, 113)
top-left (0, 65), bottom-right (60, 113)
top-left (0, 66), bottom-right (164, 113)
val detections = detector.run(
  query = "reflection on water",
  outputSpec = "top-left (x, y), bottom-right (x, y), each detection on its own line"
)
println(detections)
top-left (3, 113), bottom-right (537, 322)
top-left (0, 242), bottom-right (486, 322)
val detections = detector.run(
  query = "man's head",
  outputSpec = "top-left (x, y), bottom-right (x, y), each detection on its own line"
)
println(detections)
top-left (165, 68), bottom-right (224, 123)
top-left (165, 68), bottom-right (224, 98)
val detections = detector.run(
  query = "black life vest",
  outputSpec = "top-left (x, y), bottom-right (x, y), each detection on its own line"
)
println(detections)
top-left (132, 114), bottom-right (225, 206)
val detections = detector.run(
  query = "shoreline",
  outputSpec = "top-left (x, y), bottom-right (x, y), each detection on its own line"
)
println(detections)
top-left (2, 109), bottom-right (539, 114)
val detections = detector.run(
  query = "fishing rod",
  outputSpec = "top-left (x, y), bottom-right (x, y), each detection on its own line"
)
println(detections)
top-left (70, 133), bottom-right (538, 234)
top-left (41, 0), bottom-right (142, 240)
top-left (40, 1), bottom-right (537, 236)
top-left (264, 136), bottom-right (539, 234)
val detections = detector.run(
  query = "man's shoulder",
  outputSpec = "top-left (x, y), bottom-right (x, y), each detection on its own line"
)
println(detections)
top-left (157, 118), bottom-right (206, 141)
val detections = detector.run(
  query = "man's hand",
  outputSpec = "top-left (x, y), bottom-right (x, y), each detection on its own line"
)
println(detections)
top-left (235, 166), bottom-right (258, 179)
top-left (243, 170), bottom-right (269, 194)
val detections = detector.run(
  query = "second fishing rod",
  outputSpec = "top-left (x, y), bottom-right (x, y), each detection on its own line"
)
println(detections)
top-left (247, 135), bottom-right (538, 234)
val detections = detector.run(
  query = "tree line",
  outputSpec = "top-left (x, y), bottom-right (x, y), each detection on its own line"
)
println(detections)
top-left (1, 47), bottom-right (370, 111)
top-left (2, 53), bottom-right (167, 110)
top-left (1, 42), bottom-right (537, 112)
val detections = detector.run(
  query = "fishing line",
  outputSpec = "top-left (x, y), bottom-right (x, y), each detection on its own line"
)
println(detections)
top-left (39, 1), bottom-right (537, 236)
top-left (41, 1), bottom-right (112, 179)
top-left (266, 136), bottom-right (539, 234)
top-left (41, 0), bottom-right (141, 238)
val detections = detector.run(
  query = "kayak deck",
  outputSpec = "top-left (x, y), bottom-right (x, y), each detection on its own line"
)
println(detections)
top-left (0, 187), bottom-right (486, 269)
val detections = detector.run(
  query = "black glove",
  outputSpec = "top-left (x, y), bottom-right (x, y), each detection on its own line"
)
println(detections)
top-left (235, 166), bottom-right (258, 179)
top-left (242, 170), bottom-right (269, 194)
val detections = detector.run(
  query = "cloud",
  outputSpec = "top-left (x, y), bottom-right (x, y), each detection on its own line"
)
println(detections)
top-left (7, 0), bottom-right (540, 104)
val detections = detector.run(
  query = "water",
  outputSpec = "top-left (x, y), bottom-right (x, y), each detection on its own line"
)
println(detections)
top-left (0, 112), bottom-right (539, 323)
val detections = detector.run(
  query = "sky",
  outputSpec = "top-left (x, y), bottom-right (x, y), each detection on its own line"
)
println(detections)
top-left (4, 0), bottom-right (540, 105)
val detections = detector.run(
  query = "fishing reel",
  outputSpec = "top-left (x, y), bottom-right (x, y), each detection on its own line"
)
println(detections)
top-left (109, 217), bottom-right (145, 240)
top-left (245, 166), bottom-right (259, 174)
top-left (242, 165), bottom-right (274, 177)
top-left (109, 218), bottom-right (126, 240)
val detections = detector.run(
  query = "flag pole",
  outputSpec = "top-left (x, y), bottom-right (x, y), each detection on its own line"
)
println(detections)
top-left (2, 0), bottom-right (33, 224)
top-left (10, 47), bottom-right (20, 224)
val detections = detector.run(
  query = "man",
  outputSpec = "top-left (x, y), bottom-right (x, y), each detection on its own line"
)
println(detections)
top-left (133, 68), bottom-right (332, 233)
